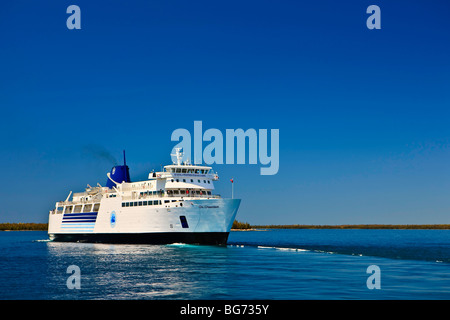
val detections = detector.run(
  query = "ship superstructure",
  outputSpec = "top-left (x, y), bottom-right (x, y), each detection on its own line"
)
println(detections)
top-left (48, 149), bottom-right (240, 245)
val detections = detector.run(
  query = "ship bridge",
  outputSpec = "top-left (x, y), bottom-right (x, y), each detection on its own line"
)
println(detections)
top-left (146, 148), bottom-right (219, 197)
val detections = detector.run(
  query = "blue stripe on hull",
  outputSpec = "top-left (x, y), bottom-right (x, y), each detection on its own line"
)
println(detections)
top-left (61, 225), bottom-right (95, 228)
top-left (62, 211), bottom-right (98, 224)
top-left (63, 212), bottom-right (98, 217)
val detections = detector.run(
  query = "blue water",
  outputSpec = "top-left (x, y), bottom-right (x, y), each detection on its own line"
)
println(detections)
top-left (0, 229), bottom-right (449, 299)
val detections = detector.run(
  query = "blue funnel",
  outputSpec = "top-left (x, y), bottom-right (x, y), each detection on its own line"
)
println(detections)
top-left (106, 150), bottom-right (131, 188)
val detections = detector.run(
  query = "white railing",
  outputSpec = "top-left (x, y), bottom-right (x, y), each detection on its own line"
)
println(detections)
top-left (57, 192), bottom-right (221, 205)
top-left (122, 193), bottom-right (221, 200)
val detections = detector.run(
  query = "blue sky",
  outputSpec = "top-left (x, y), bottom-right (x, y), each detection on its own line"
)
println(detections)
top-left (1, 0), bottom-right (449, 224)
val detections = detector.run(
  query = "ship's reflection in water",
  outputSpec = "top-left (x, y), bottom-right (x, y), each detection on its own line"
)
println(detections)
top-left (45, 241), bottom-right (231, 299)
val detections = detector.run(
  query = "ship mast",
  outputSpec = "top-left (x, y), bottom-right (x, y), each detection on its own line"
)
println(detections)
top-left (171, 148), bottom-right (183, 166)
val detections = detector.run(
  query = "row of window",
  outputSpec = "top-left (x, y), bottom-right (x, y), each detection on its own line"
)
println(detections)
top-left (139, 190), bottom-right (163, 197)
top-left (166, 189), bottom-right (211, 195)
top-left (168, 168), bottom-right (210, 174)
top-left (136, 190), bottom-right (212, 196)
top-left (171, 178), bottom-right (211, 184)
top-left (56, 203), bottom-right (101, 214)
top-left (122, 200), bottom-right (162, 207)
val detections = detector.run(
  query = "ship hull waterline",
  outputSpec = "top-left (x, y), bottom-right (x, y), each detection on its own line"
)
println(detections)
top-left (49, 232), bottom-right (230, 245)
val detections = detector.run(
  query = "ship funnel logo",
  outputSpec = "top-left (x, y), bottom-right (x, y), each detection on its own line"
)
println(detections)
top-left (106, 150), bottom-right (131, 189)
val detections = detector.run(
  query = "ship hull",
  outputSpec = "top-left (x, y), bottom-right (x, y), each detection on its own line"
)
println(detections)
top-left (48, 198), bottom-right (240, 245)
top-left (49, 231), bottom-right (229, 245)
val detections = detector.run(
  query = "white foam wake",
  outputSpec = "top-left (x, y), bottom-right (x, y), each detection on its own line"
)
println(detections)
top-left (257, 245), bottom-right (309, 252)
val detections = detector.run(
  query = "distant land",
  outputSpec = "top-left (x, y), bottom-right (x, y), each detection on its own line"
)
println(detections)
top-left (1, 222), bottom-right (450, 231)
top-left (232, 220), bottom-right (450, 230)
top-left (0, 223), bottom-right (48, 231)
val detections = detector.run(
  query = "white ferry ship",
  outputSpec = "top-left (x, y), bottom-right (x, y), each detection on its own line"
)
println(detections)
top-left (48, 149), bottom-right (241, 245)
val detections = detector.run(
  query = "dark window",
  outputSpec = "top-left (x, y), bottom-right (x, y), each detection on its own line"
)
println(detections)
top-left (139, 201), bottom-right (143, 206)
top-left (143, 201), bottom-right (148, 206)
top-left (122, 203), bottom-right (125, 207)
top-left (180, 216), bottom-right (189, 228)
top-left (134, 202), bottom-right (138, 206)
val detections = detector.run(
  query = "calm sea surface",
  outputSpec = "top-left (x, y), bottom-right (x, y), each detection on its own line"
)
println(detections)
top-left (0, 229), bottom-right (449, 299)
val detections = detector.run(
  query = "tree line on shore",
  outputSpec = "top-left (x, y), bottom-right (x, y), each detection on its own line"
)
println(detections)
top-left (232, 220), bottom-right (450, 230)
top-left (0, 223), bottom-right (48, 231)
top-left (2, 221), bottom-right (450, 231)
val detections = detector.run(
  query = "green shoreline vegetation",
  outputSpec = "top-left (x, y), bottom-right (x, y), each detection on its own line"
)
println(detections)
top-left (1, 221), bottom-right (450, 231)
top-left (232, 220), bottom-right (450, 230)
top-left (0, 223), bottom-right (48, 231)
